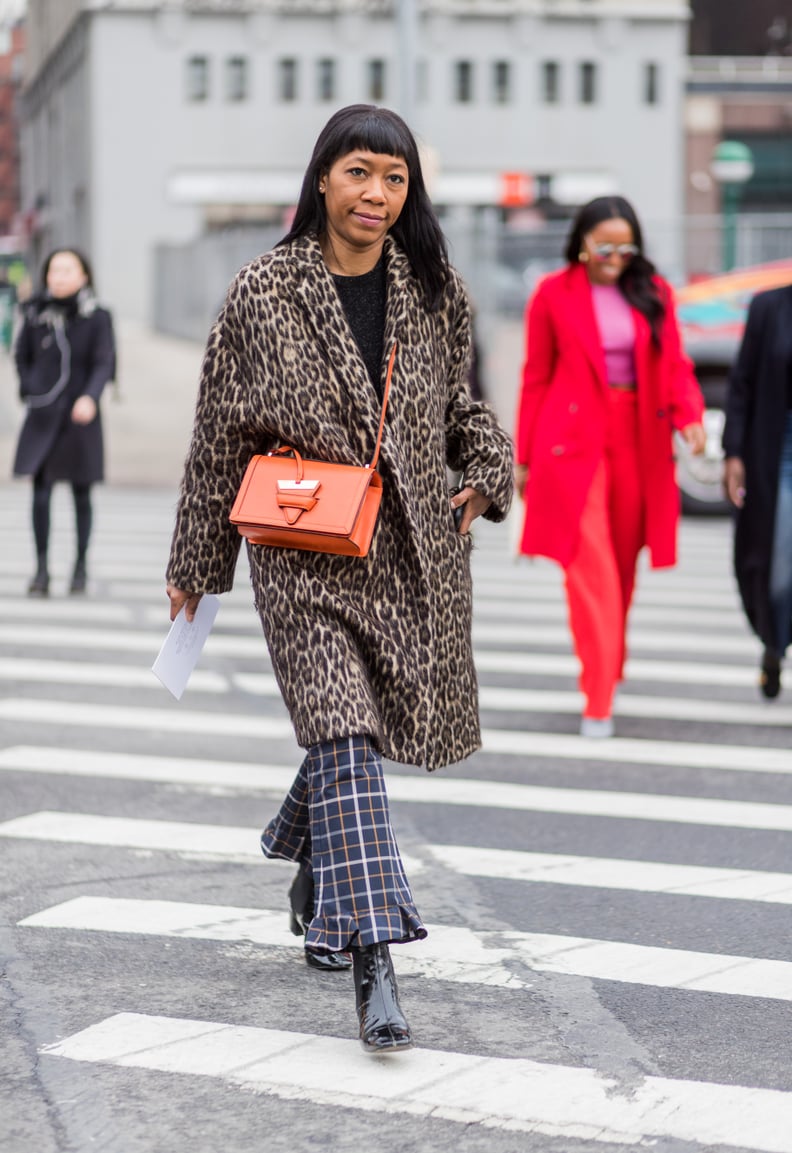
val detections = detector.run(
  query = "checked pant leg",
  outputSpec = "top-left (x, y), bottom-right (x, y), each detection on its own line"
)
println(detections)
top-left (304, 734), bottom-right (426, 954)
top-left (260, 753), bottom-right (311, 864)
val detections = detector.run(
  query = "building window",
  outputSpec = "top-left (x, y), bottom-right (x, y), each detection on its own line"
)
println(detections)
top-left (644, 61), bottom-right (659, 105)
top-left (186, 56), bottom-right (209, 102)
top-left (579, 61), bottom-right (597, 104)
top-left (493, 60), bottom-right (511, 103)
top-left (226, 56), bottom-right (248, 102)
top-left (317, 58), bottom-right (335, 101)
top-left (367, 59), bottom-right (386, 102)
top-left (278, 58), bottom-right (298, 102)
top-left (454, 60), bottom-right (474, 103)
top-left (541, 60), bottom-right (560, 104)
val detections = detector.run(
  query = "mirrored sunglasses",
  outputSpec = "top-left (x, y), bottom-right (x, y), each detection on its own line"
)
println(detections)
top-left (590, 243), bottom-right (639, 261)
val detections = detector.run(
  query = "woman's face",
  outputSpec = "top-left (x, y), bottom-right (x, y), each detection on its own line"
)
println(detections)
top-left (580, 217), bottom-right (638, 286)
top-left (46, 251), bottom-right (89, 298)
top-left (320, 150), bottom-right (409, 256)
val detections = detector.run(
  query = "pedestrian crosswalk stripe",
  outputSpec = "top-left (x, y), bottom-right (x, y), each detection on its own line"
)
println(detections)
top-left (3, 811), bottom-right (792, 903)
top-left (0, 658), bottom-right (229, 693)
top-left (1, 699), bottom-right (787, 773)
top-left (0, 699), bottom-right (294, 740)
top-left (0, 620), bottom-right (758, 662)
top-left (41, 1011), bottom-right (792, 1151)
top-left (0, 811), bottom-right (423, 874)
top-left (477, 685), bottom-right (792, 727)
top-left (21, 895), bottom-right (792, 1002)
top-left (432, 844), bottom-right (792, 904)
top-left (475, 649), bottom-right (761, 687)
top-left (473, 621), bottom-right (759, 656)
top-left (479, 728), bottom-right (792, 774)
top-left (0, 624), bottom-right (264, 657)
top-left (4, 746), bottom-right (792, 826)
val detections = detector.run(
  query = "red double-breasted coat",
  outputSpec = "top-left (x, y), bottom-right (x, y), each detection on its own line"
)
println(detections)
top-left (515, 263), bottom-right (704, 569)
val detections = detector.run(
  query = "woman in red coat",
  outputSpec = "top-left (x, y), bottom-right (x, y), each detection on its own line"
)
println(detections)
top-left (515, 197), bottom-right (705, 737)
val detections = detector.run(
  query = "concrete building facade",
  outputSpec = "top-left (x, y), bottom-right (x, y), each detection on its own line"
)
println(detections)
top-left (20, 0), bottom-right (690, 322)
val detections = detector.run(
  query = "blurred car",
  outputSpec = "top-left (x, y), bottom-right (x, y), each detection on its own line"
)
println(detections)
top-left (675, 259), bottom-right (792, 514)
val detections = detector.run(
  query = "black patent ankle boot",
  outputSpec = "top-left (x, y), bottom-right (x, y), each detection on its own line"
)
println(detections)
top-left (27, 554), bottom-right (49, 598)
top-left (352, 942), bottom-right (413, 1053)
top-left (288, 860), bottom-right (352, 972)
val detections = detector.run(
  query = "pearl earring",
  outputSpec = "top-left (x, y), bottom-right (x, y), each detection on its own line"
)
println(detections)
top-left (578, 251), bottom-right (589, 263)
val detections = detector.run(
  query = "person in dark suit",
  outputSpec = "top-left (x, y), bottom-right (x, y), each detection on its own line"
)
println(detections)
top-left (515, 196), bottom-right (705, 737)
top-left (723, 285), bottom-right (792, 698)
top-left (13, 248), bottom-right (116, 596)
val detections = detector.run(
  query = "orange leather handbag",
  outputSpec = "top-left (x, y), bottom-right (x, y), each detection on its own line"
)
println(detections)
top-left (229, 342), bottom-right (396, 557)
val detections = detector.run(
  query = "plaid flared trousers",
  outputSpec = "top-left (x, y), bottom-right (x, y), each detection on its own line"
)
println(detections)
top-left (260, 734), bottom-right (426, 954)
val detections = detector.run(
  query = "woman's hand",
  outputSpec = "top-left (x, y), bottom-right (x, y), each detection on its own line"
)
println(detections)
top-left (71, 395), bottom-right (97, 425)
top-left (723, 457), bottom-right (746, 508)
top-left (680, 422), bottom-right (706, 455)
top-left (166, 583), bottom-right (203, 622)
top-left (450, 486), bottom-right (491, 534)
top-left (514, 463), bottom-right (529, 500)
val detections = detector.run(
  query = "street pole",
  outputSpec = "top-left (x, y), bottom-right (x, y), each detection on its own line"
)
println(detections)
top-left (397, 0), bottom-right (417, 129)
top-left (710, 141), bottom-right (754, 273)
top-left (722, 183), bottom-right (738, 273)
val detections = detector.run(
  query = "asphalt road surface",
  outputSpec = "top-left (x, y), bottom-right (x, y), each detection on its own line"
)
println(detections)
top-left (1, 482), bottom-right (791, 1153)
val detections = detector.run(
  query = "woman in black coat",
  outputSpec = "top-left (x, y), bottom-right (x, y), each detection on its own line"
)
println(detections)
top-left (723, 285), bottom-right (792, 698)
top-left (13, 248), bottom-right (116, 596)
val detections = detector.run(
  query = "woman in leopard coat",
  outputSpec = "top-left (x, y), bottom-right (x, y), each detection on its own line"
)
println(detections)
top-left (166, 105), bottom-right (513, 1052)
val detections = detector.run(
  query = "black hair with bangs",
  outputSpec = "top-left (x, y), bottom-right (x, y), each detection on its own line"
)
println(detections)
top-left (280, 104), bottom-right (449, 310)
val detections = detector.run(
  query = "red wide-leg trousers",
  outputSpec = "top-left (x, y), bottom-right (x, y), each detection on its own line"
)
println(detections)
top-left (563, 390), bottom-right (644, 720)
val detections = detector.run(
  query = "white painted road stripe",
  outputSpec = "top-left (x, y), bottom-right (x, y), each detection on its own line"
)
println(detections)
top-left (478, 685), bottom-right (792, 727)
top-left (0, 622), bottom-right (756, 664)
top-left (0, 812), bottom-right (423, 874)
top-left (21, 895), bottom-right (792, 1002)
top-left (480, 728), bottom-right (792, 775)
top-left (4, 746), bottom-right (792, 828)
top-left (473, 621), bottom-right (758, 656)
top-left (0, 624), bottom-right (264, 657)
top-left (0, 699), bottom-right (293, 740)
top-left (0, 700), bottom-right (787, 774)
top-left (474, 649), bottom-right (760, 687)
top-left (2, 812), bottom-right (789, 902)
top-left (42, 1011), bottom-right (792, 1151)
top-left (432, 844), bottom-right (792, 904)
top-left (0, 658), bottom-right (228, 693)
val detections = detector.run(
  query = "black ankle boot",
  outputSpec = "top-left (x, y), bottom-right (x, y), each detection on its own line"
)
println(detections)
top-left (352, 942), bottom-right (413, 1053)
top-left (288, 860), bottom-right (352, 972)
top-left (70, 556), bottom-right (87, 594)
top-left (27, 555), bottom-right (49, 597)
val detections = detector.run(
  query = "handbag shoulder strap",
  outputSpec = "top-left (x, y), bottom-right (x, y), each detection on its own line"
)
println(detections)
top-left (369, 340), bottom-right (397, 470)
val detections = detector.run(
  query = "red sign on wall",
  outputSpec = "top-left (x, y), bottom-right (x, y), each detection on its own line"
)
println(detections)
top-left (499, 172), bottom-right (534, 207)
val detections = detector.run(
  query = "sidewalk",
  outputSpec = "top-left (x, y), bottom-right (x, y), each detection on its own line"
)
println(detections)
top-left (0, 316), bottom-right (521, 493)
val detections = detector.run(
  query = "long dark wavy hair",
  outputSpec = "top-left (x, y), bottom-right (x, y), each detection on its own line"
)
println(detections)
top-left (564, 196), bottom-right (665, 347)
top-left (279, 104), bottom-right (449, 311)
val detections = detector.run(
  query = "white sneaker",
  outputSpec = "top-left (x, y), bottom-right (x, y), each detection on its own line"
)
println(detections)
top-left (580, 716), bottom-right (614, 739)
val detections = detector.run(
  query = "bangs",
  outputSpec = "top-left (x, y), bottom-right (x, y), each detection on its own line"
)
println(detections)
top-left (327, 110), bottom-right (413, 166)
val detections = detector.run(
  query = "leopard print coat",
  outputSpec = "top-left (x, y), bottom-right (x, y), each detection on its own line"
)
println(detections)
top-left (166, 234), bottom-right (513, 770)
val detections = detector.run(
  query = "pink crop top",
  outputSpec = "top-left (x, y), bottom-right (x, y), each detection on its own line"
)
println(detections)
top-left (591, 284), bottom-right (636, 385)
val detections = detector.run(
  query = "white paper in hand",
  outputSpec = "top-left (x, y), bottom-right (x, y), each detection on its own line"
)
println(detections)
top-left (152, 594), bottom-right (221, 700)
